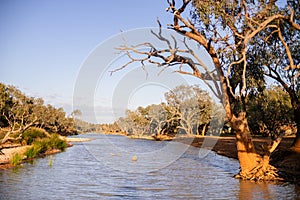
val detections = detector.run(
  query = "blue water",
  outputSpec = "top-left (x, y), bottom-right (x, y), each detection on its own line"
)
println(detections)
top-left (0, 133), bottom-right (299, 199)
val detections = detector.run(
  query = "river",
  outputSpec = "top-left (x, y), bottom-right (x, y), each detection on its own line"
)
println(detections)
top-left (0, 133), bottom-right (299, 199)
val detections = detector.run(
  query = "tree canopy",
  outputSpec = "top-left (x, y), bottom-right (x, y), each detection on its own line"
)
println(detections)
top-left (0, 83), bottom-right (77, 144)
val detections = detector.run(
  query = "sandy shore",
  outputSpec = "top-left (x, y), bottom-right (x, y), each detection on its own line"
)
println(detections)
top-left (65, 137), bottom-right (94, 142)
top-left (0, 137), bottom-right (93, 169)
top-left (174, 136), bottom-right (295, 159)
top-left (0, 145), bottom-right (31, 169)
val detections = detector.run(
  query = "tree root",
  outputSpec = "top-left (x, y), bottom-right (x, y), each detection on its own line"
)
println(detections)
top-left (235, 163), bottom-right (283, 182)
top-left (234, 132), bottom-right (285, 183)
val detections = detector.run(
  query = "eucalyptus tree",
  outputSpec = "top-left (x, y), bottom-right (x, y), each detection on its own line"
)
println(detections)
top-left (113, 0), bottom-right (300, 181)
top-left (246, 1), bottom-right (300, 149)
top-left (121, 109), bottom-right (150, 136)
top-left (0, 83), bottom-right (10, 127)
top-left (164, 85), bottom-right (212, 136)
top-left (189, 0), bottom-right (299, 180)
top-left (71, 109), bottom-right (82, 120)
top-left (147, 103), bottom-right (168, 135)
top-left (0, 83), bottom-right (78, 142)
top-left (116, 117), bottom-right (131, 134)
top-left (0, 85), bottom-right (38, 144)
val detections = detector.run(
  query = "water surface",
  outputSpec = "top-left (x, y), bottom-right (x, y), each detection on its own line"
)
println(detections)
top-left (0, 134), bottom-right (299, 199)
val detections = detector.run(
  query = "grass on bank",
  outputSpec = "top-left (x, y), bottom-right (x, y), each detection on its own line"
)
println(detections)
top-left (11, 153), bottom-right (23, 166)
top-left (8, 127), bottom-right (67, 166)
top-left (25, 133), bottom-right (67, 159)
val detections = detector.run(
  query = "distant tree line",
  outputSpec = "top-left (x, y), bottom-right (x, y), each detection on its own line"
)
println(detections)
top-left (103, 84), bottom-right (295, 139)
top-left (0, 83), bottom-right (77, 144)
top-left (115, 85), bottom-right (215, 138)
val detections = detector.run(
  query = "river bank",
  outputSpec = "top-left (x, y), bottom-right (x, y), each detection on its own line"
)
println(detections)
top-left (0, 144), bottom-right (70, 170)
top-left (174, 136), bottom-right (300, 185)
top-left (0, 145), bottom-right (31, 169)
top-left (0, 136), bottom-right (92, 169)
top-left (123, 133), bottom-right (299, 184)
top-left (0, 136), bottom-right (96, 169)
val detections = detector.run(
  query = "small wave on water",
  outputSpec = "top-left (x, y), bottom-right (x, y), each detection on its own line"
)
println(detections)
top-left (0, 133), bottom-right (299, 199)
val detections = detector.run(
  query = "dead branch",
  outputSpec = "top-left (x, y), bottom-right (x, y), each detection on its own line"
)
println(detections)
top-left (114, 23), bottom-right (222, 101)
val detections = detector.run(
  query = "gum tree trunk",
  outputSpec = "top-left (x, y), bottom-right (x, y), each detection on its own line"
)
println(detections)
top-left (230, 112), bottom-right (282, 181)
top-left (231, 112), bottom-right (259, 175)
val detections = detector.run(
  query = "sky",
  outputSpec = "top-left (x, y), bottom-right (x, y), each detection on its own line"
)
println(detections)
top-left (0, 0), bottom-right (181, 122)
top-left (0, 0), bottom-right (225, 124)
top-left (3, 1), bottom-right (287, 124)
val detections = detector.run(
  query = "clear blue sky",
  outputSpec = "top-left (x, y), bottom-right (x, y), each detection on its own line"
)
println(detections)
top-left (0, 0), bottom-right (177, 121)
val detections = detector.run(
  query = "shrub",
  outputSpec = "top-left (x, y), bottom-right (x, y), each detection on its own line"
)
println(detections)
top-left (34, 139), bottom-right (49, 154)
top-left (25, 144), bottom-right (42, 159)
top-left (11, 153), bottom-right (23, 166)
top-left (22, 127), bottom-right (47, 145)
top-left (48, 134), bottom-right (67, 151)
top-left (33, 134), bottom-right (67, 153)
top-left (25, 133), bottom-right (67, 159)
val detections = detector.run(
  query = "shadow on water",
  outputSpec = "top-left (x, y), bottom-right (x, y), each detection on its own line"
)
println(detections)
top-left (0, 133), bottom-right (299, 199)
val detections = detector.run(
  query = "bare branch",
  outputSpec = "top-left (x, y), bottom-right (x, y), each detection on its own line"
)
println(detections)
top-left (286, 6), bottom-right (300, 31)
top-left (182, 38), bottom-right (222, 99)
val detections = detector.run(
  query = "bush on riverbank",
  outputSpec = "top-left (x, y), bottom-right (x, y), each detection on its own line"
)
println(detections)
top-left (9, 133), bottom-right (67, 165)
top-left (22, 127), bottom-right (49, 145)
top-left (25, 145), bottom-right (40, 159)
top-left (25, 134), bottom-right (67, 159)
top-left (11, 153), bottom-right (23, 166)
top-left (0, 126), bottom-right (69, 167)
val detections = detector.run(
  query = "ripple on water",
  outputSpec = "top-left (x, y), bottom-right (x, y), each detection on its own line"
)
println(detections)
top-left (0, 133), bottom-right (298, 200)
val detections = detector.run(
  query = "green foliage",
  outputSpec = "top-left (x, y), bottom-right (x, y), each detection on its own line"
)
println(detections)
top-left (0, 82), bottom-right (78, 142)
top-left (113, 85), bottom-right (213, 136)
top-left (22, 127), bottom-right (47, 145)
top-left (74, 118), bottom-right (101, 133)
top-left (110, 83), bottom-right (294, 137)
top-left (11, 153), bottom-right (23, 166)
top-left (33, 134), bottom-right (67, 154)
top-left (25, 133), bottom-right (67, 159)
top-left (33, 139), bottom-right (49, 154)
top-left (164, 85), bottom-right (213, 135)
top-left (25, 145), bottom-right (41, 159)
top-left (247, 86), bottom-right (293, 136)
top-left (47, 134), bottom-right (67, 151)
top-left (0, 83), bottom-right (11, 127)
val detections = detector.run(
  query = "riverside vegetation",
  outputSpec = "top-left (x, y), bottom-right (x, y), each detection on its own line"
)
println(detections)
top-left (10, 128), bottom-right (68, 166)
top-left (0, 83), bottom-right (75, 167)
top-left (0, 82), bottom-right (103, 168)
top-left (2, 127), bottom-right (69, 168)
